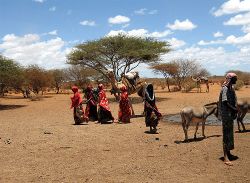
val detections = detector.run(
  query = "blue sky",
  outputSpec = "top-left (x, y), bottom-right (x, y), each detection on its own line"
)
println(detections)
top-left (0, 0), bottom-right (250, 77)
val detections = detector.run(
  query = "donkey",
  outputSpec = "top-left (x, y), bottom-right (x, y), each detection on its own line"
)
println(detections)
top-left (180, 102), bottom-right (218, 141)
top-left (237, 100), bottom-right (250, 132)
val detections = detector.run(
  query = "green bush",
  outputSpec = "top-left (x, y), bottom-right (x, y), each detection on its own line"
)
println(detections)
top-left (182, 81), bottom-right (196, 92)
top-left (234, 79), bottom-right (244, 90)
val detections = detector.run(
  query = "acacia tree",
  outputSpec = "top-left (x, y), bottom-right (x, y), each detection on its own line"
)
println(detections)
top-left (65, 65), bottom-right (100, 90)
top-left (151, 63), bottom-right (178, 92)
top-left (49, 69), bottom-right (67, 94)
top-left (67, 34), bottom-right (170, 81)
top-left (0, 55), bottom-right (24, 97)
top-left (24, 65), bottom-right (51, 94)
top-left (152, 59), bottom-right (210, 90)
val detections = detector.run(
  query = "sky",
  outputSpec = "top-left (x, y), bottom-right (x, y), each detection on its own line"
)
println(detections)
top-left (0, 0), bottom-right (250, 77)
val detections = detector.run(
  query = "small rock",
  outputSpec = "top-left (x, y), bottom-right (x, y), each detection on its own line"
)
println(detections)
top-left (103, 149), bottom-right (111, 151)
top-left (155, 137), bottom-right (159, 140)
top-left (4, 139), bottom-right (11, 144)
top-left (44, 131), bottom-right (53, 134)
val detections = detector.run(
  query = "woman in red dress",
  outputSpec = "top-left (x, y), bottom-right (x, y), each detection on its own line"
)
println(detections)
top-left (97, 84), bottom-right (114, 124)
top-left (118, 86), bottom-right (131, 123)
top-left (70, 86), bottom-right (88, 124)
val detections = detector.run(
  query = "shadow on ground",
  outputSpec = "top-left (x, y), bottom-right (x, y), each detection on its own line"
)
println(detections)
top-left (219, 155), bottom-right (239, 161)
top-left (0, 104), bottom-right (27, 111)
top-left (235, 129), bottom-right (250, 133)
top-left (174, 134), bottom-right (221, 144)
top-left (144, 131), bottom-right (159, 134)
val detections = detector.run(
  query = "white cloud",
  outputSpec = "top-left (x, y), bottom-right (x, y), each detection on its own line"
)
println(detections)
top-left (149, 30), bottom-right (172, 38)
top-left (48, 30), bottom-right (58, 36)
top-left (148, 10), bottom-right (158, 15)
top-left (122, 24), bottom-right (130, 28)
top-left (0, 34), bottom-right (69, 69)
top-left (107, 29), bottom-right (172, 38)
top-left (166, 38), bottom-right (186, 49)
top-left (214, 31), bottom-right (224, 38)
top-left (224, 12), bottom-right (250, 25)
top-left (161, 46), bottom-right (250, 74)
top-left (107, 29), bottom-right (147, 37)
top-left (242, 25), bottom-right (250, 33)
top-left (240, 45), bottom-right (250, 53)
top-left (49, 6), bottom-right (56, 12)
top-left (80, 20), bottom-right (96, 26)
top-left (213, 0), bottom-right (250, 17)
top-left (134, 8), bottom-right (158, 15)
top-left (108, 15), bottom-right (130, 24)
top-left (33, 0), bottom-right (45, 3)
top-left (134, 8), bottom-right (147, 15)
top-left (225, 33), bottom-right (250, 44)
top-left (167, 19), bottom-right (197, 31)
top-left (198, 33), bottom-right (250, 45)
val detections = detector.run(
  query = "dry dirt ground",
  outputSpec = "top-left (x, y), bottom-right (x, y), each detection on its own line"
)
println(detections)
top-left (0, 84), bottom-right (250, 183)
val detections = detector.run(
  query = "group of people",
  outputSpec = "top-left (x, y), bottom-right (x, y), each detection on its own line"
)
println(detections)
top-left (70, 84), bottom-right (114, 124)
top-left (70, 83), bottom-right (162, 131)
top-left (70, 72), bottom-right (239, 165)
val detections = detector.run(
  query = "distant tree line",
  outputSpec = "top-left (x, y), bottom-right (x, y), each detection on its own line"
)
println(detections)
top-left (151, 59), bottom-right (250, 92)
top-left (0, 54), bottom-right (101, 97)
top-left (1, 34), bottom-right (249, 97)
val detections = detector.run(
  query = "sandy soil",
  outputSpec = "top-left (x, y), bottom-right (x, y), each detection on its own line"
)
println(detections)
top-left (0, 84), bottom-right (250, 183)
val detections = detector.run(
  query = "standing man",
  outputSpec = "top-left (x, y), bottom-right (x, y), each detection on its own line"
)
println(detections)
top-left (218, 73), bottom-right (238, 166)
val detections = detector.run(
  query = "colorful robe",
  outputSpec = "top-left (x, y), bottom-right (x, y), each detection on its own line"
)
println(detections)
top-left (118, 86), bottom-right (131, 123)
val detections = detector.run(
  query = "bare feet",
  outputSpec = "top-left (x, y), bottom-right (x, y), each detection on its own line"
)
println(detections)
top-left (224, 160), bottom-right (233, 166)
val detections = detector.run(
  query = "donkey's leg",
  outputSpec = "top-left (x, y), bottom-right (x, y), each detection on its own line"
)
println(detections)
top-left (240, 112), bottom-right (247, 131)
top-left (184, 118), bottom-right (191, 141)
top-left (236, 113), bottom-right (242, 132)
top-left (181, 113), bottom-right (188, 141)
top-left (194, 123), bottom-right (199, 139)
top-left (202, 121), bottom-right (206, 138)
top-left (128, 97), bottom-right (135, 116)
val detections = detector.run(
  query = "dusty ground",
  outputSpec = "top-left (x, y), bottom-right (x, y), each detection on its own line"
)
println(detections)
top-left (0, 84), bottom-right (249, 183)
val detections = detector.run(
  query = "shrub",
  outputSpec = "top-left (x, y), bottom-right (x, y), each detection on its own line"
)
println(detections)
top-left (234, 79), bottom-right (244, 90)
top-left (171, 86), bottom-right (180, 92)
top-left (182, 81), bottom-right (196, 92)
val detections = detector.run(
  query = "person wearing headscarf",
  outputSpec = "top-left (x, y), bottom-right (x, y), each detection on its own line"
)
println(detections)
top-left (118, 86), bottom-right (131, 123)
top-left (218, 73), bottom-right (238, 166)
top-left (144, 83), bottom-right (162, 133)
top-left (70, 86), bottom-right (88, 124)
top-left (97, 84), bottom-right (114, 123)
top-left (84, 85), bottom-right (98, 121)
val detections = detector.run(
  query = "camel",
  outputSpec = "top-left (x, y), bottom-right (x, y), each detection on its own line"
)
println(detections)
top-left (180, 102), bottom-right (218, 141)
top-left (107, 70), bottom-right (147, 115)
top-left (237, 99), bottom-right (250, 132)
top-left (191, 76), bottom-right (209, 93)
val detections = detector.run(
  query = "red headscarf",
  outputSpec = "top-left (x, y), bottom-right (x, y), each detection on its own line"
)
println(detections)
top-left (70, 86), bottom-right (83, 108)
top-left (120, 85), bottom-right (127, 92)
top-left (223, 73), bottom-right (237, 87)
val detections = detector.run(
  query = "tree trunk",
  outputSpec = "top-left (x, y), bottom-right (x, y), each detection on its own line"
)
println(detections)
top-left (165, 78), bottom-right (170, 92)
top-left (0, 84), bottom-right (6, 97)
